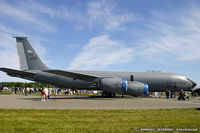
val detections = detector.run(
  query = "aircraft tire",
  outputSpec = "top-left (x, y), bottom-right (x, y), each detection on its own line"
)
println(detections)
top-left (110, 93), bottom-right (116, 97)
top-left (102, 92), bottom-right (116, 97)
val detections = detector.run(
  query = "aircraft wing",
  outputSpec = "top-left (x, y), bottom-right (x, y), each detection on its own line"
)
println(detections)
top-left (0, 67), bottom-right (35, 78)
top-left (43, 70), bottom-right (99, 82)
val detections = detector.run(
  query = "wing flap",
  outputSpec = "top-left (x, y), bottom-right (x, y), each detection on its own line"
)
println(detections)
top-left (43, 70), bottom-right (98, 81)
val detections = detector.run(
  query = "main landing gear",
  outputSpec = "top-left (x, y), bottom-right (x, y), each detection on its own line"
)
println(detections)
top-left (101, 92), bottom-right (116, 97)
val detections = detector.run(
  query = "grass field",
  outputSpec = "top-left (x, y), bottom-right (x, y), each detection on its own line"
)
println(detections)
top-left (0, 108), bottom-right (199, 133)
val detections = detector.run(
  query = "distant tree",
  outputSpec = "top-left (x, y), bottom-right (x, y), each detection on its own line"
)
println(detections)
top-left (2, 82), bottom-right (57, 88)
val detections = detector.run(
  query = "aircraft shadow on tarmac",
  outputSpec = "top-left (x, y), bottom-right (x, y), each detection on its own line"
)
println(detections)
top-left (18, 95), bottom-right (138, 101)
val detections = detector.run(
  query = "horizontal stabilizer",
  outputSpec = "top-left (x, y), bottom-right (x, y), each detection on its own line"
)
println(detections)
top-left (43, 70), bottom-right (98, 82)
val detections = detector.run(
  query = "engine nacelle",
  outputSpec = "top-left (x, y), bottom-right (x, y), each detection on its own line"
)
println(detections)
top-left (127, 81), bottom-right (148, 96)
top-left (100, 77), bottom-right (148, 96)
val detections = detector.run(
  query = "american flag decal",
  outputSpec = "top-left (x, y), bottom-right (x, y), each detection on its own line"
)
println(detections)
top-left (27, 50), bottom-right (33, 53)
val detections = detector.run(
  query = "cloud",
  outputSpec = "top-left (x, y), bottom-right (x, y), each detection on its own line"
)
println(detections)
top-left (66, 44), bottom-right (80, 49)
top-left (132, 6), bottom-right (200, 62)
top-left (0, 34), bottom-right (18, 69)
top-left (69, 3), bottom-right (200, 71)
top-left (0, 30), bottom-right (27, 82)
top-left (0, 0), bottom-right (135, 32)
top-left (12, 0), bottom-right (86, 31)
top-left (86, 0), bottom-right (135, 31)
top-left (0, 23), bottom-right (47, 61)
top-left (68, 35), bottom-right (134, 70)
top-left (26, 0), bottom-right (135, 31)
top-left (0, 23), bottom-right (26, 36)
top-left (0, 0), bottom-right (56, 32)
top-left (0, 24), bottom-right (49, 82)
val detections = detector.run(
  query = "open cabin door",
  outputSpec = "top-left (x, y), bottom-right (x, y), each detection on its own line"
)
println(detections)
top-left (130, 75), bottom-right (134, 81)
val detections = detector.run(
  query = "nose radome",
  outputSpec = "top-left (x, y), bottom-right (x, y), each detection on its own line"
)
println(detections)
top-left (186, 78), bottom-right (197, 88)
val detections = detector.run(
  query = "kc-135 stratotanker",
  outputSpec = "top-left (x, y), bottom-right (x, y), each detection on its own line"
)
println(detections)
top-left (0, 37), bottom-right (197, 97)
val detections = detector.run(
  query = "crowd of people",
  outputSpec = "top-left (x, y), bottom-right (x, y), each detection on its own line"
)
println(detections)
top-left (164, 89), bottom-right (195, 100)
top-left (10, 86), bottom-right (55, 101)
top-left (2, 85), bottom-right (199, 102)
top-left (9, 87), bottom-right (96, 101)
top-left (11, 87), bottom-right (37, 95)
top-left (177, 89), bottom-right (191, 100)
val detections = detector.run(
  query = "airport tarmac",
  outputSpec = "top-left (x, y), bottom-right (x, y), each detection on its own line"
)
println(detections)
top-left (0, 94), bottom-right (200, 109)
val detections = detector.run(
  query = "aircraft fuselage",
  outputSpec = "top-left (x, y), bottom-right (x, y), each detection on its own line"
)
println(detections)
top-left (27, 70), bottom-right (194, 92)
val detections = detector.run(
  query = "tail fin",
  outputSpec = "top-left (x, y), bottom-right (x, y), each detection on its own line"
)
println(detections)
top-left (14, 37), bottom-right (49, 71)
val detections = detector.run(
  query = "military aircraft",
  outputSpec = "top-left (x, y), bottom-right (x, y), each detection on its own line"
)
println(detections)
top-left (0, 37), bottom-right (197, 97)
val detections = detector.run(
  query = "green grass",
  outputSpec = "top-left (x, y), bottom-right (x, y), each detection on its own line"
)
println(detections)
top-left (0, 90), bottom-right (12, 94)
top-left (0, 109), bottom-right (199, 133)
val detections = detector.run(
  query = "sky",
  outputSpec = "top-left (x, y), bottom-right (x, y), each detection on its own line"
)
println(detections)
top-left (0, 0), bottom-right (200, 85)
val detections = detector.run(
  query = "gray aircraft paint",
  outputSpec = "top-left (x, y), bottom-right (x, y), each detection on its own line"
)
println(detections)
top-left (0, 37), bottom-right (197, 94)
top-left (15, 37), bottom-right (49, 70)
top-left (32, 70), bottom-right (194, 92)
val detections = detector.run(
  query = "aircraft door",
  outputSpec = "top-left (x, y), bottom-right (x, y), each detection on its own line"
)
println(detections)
top-left (130, 75), bottom-right (134, 81)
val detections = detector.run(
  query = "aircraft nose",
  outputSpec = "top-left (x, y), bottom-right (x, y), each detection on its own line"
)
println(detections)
top-left (186, 78), bottom-right (197, 88)
top-left (192, 81), bottom-right (197, 88)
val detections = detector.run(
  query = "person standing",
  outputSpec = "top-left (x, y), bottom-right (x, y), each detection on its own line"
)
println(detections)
top-left (22, 88), bottom-right (25, 95)
top-left (48, 88), bottom-right (50, 99)
top-left (25, 87), bottom-right (27, 96)
top-left (34, 88), bottom-right (36, 94)
top-left (53, 89), bottom-right (56, 101)
top-left (178, 89), bottom-right (185, 100)
top-left (12, 87), bottom-right (15, 95)
top-left (41, 87), bottom-right (46, 101)
top-left (0, 82), bottom-right (4, 90)
top-left (44, 87), bottom-right (49, 101)
top-left (191, 90), bottom-right (195, 98)
top-left (165, 89), bottom-right (169, 99)
top-left (14, 87), bottom-right (17, 95)
top-left (26, 86), bottom-right (30, 96)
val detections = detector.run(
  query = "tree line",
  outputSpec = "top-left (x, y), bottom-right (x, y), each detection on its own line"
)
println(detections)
top-left (1, 82), bottom-right (56, 88)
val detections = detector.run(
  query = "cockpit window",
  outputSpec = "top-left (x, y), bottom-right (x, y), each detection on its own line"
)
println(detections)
top-left (185, 78), bottom-right (190, 80)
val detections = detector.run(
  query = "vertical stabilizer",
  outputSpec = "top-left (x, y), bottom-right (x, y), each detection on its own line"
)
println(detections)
top-left (14, 37), bottom-right (49, 70)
